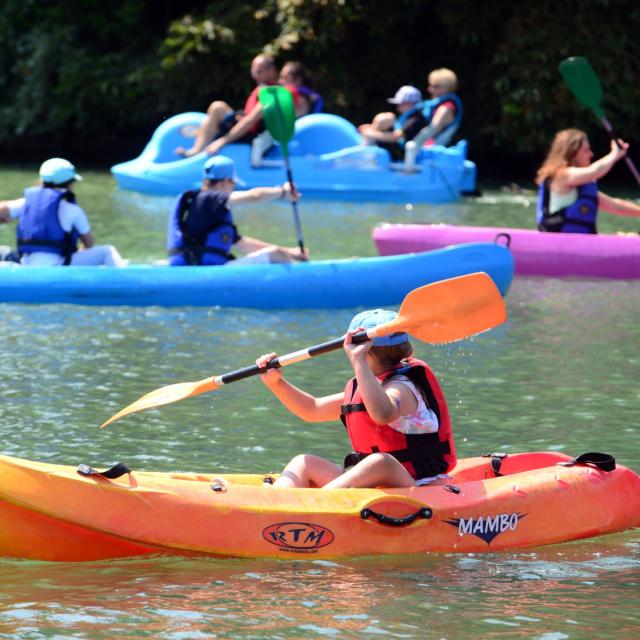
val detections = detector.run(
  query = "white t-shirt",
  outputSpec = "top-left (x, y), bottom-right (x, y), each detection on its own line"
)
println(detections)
top-left (9, 196), bottom-right (91, 266)
top-left (548, 188), bottom-right (578, 214)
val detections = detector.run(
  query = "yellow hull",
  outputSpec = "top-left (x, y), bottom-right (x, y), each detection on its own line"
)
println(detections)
top-left (1, 452), bottom-right (638, 561)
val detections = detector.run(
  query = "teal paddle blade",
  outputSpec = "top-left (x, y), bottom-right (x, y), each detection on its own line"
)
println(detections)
top-left (559, 56), bottom-right (605, 118)
top-left (258, 86), bottom-right (296, 157)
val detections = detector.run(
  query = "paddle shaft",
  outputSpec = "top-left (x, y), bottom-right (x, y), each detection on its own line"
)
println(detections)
top-left (597, 116), bottom-right (640, 186)
top-left (257, 86), bottom-right (306, 254)
top-left (283, 157), bottom-right (305, 254)
top-left (213, 331), bottom-right (370, 387)
top-left (560, 57), bottom-right (640, 186)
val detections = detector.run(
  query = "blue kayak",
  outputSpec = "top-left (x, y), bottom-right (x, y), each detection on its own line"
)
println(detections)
top-left (111, 112), bottom-right (477, 203)
top-left (0, 243), bottom-right (512, 308)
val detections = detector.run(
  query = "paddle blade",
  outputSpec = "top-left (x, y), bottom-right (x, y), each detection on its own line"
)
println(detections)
top-left (559, 56), bottom-right (604, 117)
top-left (375, 272), bottom-right (506, 344)
top-left (259, 86), bottom-right (296, 152)
top-left (100, 376), bottom-right (220, 428)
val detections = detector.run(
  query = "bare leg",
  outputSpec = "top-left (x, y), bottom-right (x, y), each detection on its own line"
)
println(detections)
top-left (71, 245), bottom-right (127, 267)
top-left (323, 452), bottom-right (416, 489)
top-left (361, 111), bottom-right (396, 145)
top-left (273, 454), bottom-right (342, 488)
top-left (371, 112), bottom-right (395, 132)
top-left (266, 246), bottom-right (308, 263)
top-left (176, 101), bottom-right (234, 157)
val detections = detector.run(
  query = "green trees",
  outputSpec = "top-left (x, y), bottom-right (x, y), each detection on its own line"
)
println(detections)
top-left (1, 0), bottom-right (638, 176)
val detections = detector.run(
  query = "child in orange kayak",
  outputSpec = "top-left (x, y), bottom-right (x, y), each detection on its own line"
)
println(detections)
top-left (256, 308), bottom-right (456, 488)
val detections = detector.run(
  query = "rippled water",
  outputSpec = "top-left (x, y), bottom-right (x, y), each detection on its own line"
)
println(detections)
top-left (0, 167), bottom-right (639, 638)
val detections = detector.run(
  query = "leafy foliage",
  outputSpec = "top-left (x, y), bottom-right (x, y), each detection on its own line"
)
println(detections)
top-left (1, 0), bottom-right (639, 177)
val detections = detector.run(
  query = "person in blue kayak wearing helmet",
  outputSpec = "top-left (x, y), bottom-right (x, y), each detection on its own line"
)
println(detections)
top-left (167, 155), bottom-right (307, 265)
top-left (256, 308), bottom-right (456, 488)
top-left (0, 158), bottom-right (126, 266)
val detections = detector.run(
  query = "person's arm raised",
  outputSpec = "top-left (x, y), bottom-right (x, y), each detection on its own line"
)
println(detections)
top-left (560, 140), bottom-right (628, 189)
top-left (343, 332), bottom-right (416, 425)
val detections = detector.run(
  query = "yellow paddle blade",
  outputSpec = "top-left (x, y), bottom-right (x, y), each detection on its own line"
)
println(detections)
top-left (100, 376), bottom-right (219, 428)
top-left (376, 272), bottom-right (506, 344)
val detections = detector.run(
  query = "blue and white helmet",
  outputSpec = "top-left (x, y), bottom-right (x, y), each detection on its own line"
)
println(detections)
top-left (348, 309), bottom-right (409, 346)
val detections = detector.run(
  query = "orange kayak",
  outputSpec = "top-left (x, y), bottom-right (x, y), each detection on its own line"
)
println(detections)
top-left (1, 451), bottom-right (638, 562)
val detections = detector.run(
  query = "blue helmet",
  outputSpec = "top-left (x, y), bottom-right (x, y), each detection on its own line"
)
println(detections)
top-left (203, 156), bottom-right (246, 186)
top-left (348, 309), bottom-right (409, 346)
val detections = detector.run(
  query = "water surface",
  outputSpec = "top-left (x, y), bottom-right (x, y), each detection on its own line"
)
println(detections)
top-left (0, 167), bottom-right (638, 639)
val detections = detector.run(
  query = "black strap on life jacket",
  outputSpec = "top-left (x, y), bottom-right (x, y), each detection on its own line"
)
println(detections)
top-left (558, 451), bottom-right (616, 472)
top-left (77, 462), bottom-right (131, 479)
top-left (538, 179), bottom-right (563, 232)
top-left (341, 432), bottom-right (451, 464)
top-left (343, 436), bottom-right (451, 469)
top-left (538, 178), bottom-right (598, 233)
top-left (176, 191), bottom-right (238, 265)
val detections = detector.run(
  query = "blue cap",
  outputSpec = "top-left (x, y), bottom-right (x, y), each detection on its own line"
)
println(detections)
top-left (39, 158), bottom-right (82, 185)
top-left (203, 156), bottom-right (246, 186)
top-left (348, 309), bottom-right (409, 346)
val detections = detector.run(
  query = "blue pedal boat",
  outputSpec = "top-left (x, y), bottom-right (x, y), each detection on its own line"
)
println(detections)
top-left (111, 112), bottom-right (477, 204)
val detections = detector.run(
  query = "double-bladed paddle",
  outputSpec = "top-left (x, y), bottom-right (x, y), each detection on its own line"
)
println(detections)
top-left (100, 272), bottom-right (507, 428)
top-left (258, 85), bottom-right (306, 255)
top-left (559, 56), bottom-right (640, 186)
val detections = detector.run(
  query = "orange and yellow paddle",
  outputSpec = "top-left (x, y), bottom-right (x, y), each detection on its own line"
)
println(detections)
top-left (101, 272), bottom-right (507, 428)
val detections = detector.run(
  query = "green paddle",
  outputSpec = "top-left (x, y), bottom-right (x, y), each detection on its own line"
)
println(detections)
top-left (259, 85), bottom-right (306, 255)
top-left (559, 56), bottom-right (640, 185)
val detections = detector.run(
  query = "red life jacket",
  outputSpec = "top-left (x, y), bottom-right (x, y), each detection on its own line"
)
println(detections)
top-left (340, 357), bottom-right (456, 479)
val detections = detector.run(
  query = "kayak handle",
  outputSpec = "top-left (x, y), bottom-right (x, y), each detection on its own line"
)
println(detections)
top-left (360, 506), bottom-right (432, 527)
top-left (494, 232), bottom-right (511, 248)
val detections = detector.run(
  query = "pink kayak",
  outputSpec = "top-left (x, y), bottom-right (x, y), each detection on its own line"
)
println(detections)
top-left (373, 223), bottom-right (640, 279)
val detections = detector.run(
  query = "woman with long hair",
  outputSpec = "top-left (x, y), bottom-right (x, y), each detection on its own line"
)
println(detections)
top-left (535, 129), bottom-right (640, 233)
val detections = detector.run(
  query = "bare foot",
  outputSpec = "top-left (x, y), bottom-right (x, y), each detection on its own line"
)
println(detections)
top-left (175, 146), bottom-right (197, 158)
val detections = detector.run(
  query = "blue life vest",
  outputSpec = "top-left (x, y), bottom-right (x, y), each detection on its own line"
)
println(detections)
top-left (536, 179), bottom-right (599, 234)
top-left (297, 86), bottom-right (324, 114)
top-left (393, 104), bottom-right (428, 146)
top-left (16, 187), bottom-right (79, 264)
top-left (419, 93), bottom-right (463, 146)
top-left (167, 190), bottom-right (240, 266)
